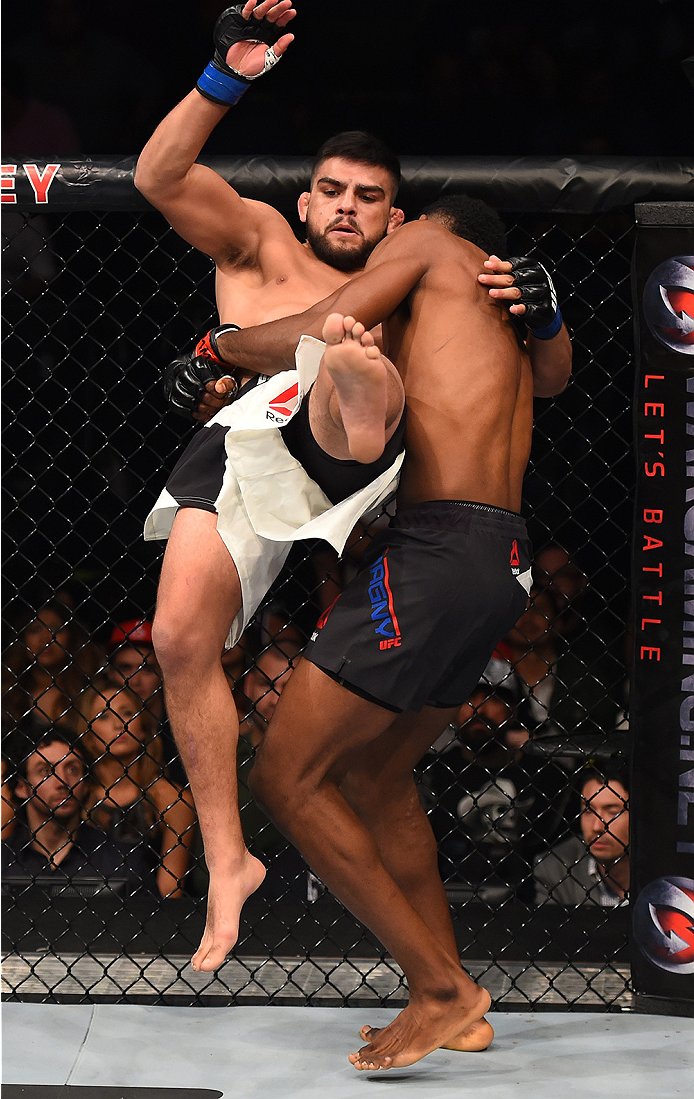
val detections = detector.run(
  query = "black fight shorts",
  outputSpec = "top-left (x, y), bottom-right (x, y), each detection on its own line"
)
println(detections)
top-left (305, 500), bottom-right (532, 713)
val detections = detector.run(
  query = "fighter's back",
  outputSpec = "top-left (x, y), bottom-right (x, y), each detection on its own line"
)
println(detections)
top-left (383, 222), bottom-right (534, 511)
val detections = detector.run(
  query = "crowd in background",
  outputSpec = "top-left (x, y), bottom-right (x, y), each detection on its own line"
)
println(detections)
top-left (1, 0), bottom-right (645, 916)
top-left (2, 538), bottom-right (631, 910)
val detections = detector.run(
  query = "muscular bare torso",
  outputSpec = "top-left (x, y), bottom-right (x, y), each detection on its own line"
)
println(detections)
top-left (215, 203), bottom-right (349, 326)
top-left (382, 226), bottom-right (533, 512)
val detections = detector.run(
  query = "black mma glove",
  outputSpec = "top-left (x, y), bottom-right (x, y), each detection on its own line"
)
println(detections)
top-left (164, 324), bottom-right (240, 421)
top-left (508, 257), bottom-right (563, 340)
top-left (197, 4), bottom-right (285, 106)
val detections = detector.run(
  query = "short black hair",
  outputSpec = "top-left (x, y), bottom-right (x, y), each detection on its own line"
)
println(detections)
top-left (311, 131), bottom-right (401, 196)
top-left (581, 762), bottom-right (630, 797)
top-left (421, 193), bottom-right (508, 258)
top-left (16, 726), bottom-right (92, 784)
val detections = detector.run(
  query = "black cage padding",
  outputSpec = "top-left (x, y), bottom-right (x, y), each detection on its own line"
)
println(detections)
top-left (8, 155), bottom-right (694, 213)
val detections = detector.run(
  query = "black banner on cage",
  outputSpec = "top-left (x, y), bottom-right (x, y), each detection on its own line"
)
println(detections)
top-left (631, 202), bottom-right (694, 1008)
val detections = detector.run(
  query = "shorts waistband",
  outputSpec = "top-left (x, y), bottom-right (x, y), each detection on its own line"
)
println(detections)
top-left (391, 499), bottom-right (526, 533)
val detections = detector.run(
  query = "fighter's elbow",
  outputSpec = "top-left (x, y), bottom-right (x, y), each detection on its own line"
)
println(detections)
top-left (533, 370), bottom-right (572, 398)
top-left (133, 157), bottom-right (157, 199)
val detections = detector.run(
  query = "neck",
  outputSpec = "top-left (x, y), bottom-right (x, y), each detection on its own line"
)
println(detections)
top-left (25, 807), bottom-right (80, 865)
top-left (96, 754), bottom-right (141, 789)
top-left (30, 664), bottom-right (64, 687)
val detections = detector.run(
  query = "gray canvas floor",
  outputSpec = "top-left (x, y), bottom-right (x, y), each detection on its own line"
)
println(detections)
top-left (2, 1003), bottom-right (693, 1098)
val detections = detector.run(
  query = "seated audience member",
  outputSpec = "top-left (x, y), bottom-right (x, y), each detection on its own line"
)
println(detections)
top-left (421, 678), bottom-right (537, 900)
top-left (495, 586), bottom-right (620, 736)
top-left (106, 617), bottom-right (185, 781)
top-left (3, 600), bottom-right (100, 735)
top-left (533, 543), bottom-right (587, 641)
top-left (106, 619), bottom-right (163, 723)
top-left (77, 677), bottom-right (196, 898)
top-left (1, 727), bottom-right (150, 894)
top-left (534, 762), bottom-right (629, 906)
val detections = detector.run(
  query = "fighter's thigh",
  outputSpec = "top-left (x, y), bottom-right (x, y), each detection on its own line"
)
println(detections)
top-left (255, 657), bottom-right (399, 784)
top-left (155, 508), bottom-right (242, 643)
top-left (348, 705), bottom-right (459, 789)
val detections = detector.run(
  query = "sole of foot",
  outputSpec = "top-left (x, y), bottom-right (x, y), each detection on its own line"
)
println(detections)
top-left (320, 313), bottom-right (387, 464)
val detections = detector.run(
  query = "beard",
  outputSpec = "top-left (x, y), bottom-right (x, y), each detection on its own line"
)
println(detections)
top-left (305, 218), bottom-right (383, 273)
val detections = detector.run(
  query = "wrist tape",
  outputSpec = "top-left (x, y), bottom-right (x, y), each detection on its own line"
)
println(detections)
top-left (196, 62), bottom-right (249, 106)
top-left (531, 308), bottom-right (563, 341)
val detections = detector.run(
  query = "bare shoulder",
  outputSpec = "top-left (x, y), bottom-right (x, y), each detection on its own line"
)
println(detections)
top-left (368, 220), bottom-right (481, 270)
top-left (369, 219), bottom-right (440, 260)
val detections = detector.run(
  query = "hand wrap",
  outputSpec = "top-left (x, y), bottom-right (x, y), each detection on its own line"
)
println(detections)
top-left (164, 324), bottom-right (240, 421)
top-left (197, 4), bottom-right (284, 106)
top-left (508, 257), bottom-right (563, 340)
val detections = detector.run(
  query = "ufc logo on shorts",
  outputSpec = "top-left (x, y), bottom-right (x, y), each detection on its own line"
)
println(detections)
top-left (379, 638), bottom-right (401, 650)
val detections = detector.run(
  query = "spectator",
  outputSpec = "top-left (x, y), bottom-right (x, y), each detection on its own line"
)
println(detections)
top-left (77, 677), bottom-right (196, 898)
top-left (421, 679), bottom-right (536, 902)
top-left (3, 599), bottom-right (100, 735)
top-left (496, 586), bottom-right (619, 736)
top-left (106, 619), bottom-right (163, 724)
top-left (534, 763), bottom-right (630, 906)
top-left (1, 726), bottom-right (150, 895)
top-left (533, 543), bottom-right (587, 640)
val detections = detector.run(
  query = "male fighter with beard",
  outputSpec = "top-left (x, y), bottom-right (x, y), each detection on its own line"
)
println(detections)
top-left (197, 194), bottom-right (572, 1069)
top-left (136, 1), bottom-right (569, 984)
top-left (136, 1), bottom-right (413, 972)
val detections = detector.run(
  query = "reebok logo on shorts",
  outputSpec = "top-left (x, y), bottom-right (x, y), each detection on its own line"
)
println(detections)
top-left (368, 552), bottom-right (402, 649)
top-left (510, 539), bottom-right (520, 574)
top-left (267, 381), bottom-right (299, 421)
top-left (510, 538), bottom-right (533, 595)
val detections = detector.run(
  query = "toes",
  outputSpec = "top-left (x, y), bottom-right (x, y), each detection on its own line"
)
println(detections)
top-left (360, 328), bottom-right (375, 347)
top-left (322, 313), bottom-right (346, 344)
top-left (350, 321), bottom-right (366, 341)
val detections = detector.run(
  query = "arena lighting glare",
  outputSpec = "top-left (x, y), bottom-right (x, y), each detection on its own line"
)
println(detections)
top-left (642, 255), bottom-right (694, 355)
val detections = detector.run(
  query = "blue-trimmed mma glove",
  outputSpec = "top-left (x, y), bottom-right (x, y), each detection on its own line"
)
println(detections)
top-left (164, 325), bottom-right (240, 421)
top-left (508, 257), bottom-right (563, 340)
top-left (196, 4), bottom-right (285, 106)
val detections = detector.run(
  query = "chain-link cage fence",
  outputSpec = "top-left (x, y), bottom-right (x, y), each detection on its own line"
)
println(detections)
top-left (2, 157), bottom-right (688, 1010)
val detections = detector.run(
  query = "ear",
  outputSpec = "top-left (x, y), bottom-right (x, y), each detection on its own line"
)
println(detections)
top-left (14, 777), bottom-right (30, 801)
top-left (297, 192), bottom-right (310, 224)
top-left (386, 206), bottom-right (405, 234)
top-left (418, 213), bottom-right (428, 221)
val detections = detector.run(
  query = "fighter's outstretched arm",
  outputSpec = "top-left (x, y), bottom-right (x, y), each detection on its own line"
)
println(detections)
top-left (134, 2), bottom-right (295, 263)
top-left (214, 222), bottom-right (431, 373)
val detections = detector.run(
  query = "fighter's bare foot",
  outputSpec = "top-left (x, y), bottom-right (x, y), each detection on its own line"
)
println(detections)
top-left (321, 313), bottom-right (388, 464)
top-left (349, 985), bottom-right (492, 1070)
top-left (359, 1014), bottom-right (494, 1053)
top-left (191, 851), bottom-right (266, 972)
